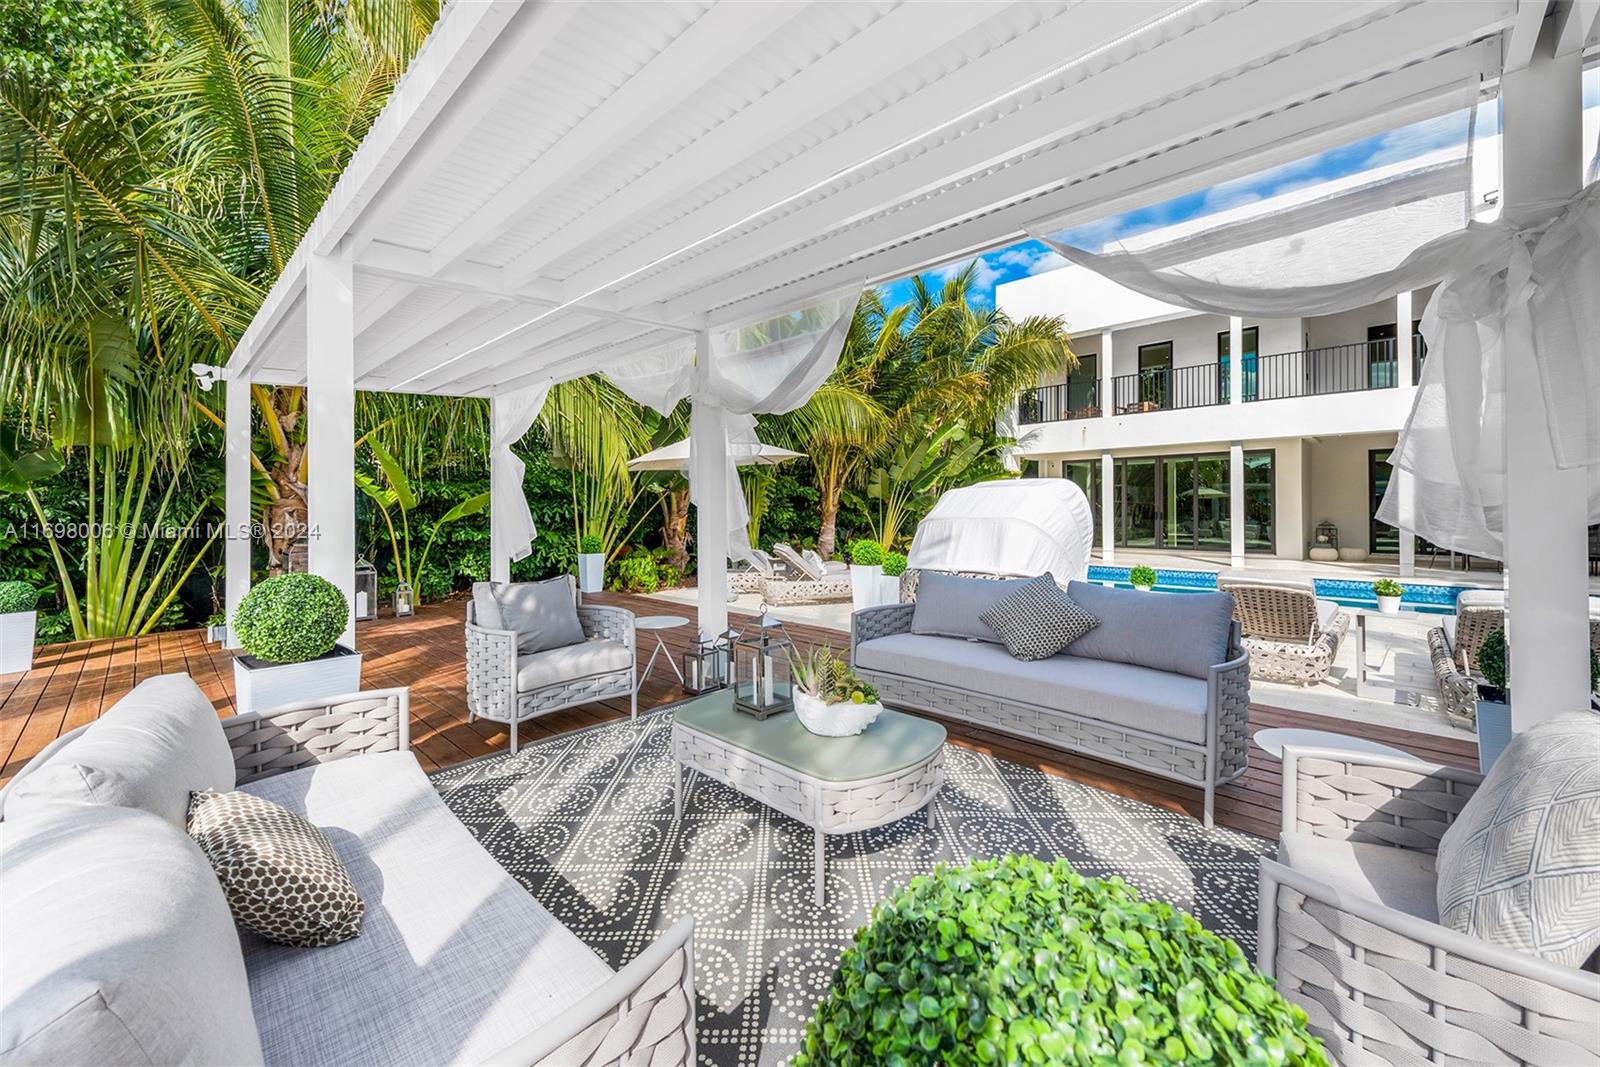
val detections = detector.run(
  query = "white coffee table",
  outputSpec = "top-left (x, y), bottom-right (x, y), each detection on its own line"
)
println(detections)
top-left (1252, 727), bottom-right (1413, 761)
top-left (635, 615), bottom-right (689, 686)
top-left (1349, 606), bottom-right (1431, 699)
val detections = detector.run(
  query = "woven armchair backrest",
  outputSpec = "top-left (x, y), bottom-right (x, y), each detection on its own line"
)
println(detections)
top-left (1217, 578), bottom-right (1318, 644)
top-left (1452, 604), bottom-right (1504, 672)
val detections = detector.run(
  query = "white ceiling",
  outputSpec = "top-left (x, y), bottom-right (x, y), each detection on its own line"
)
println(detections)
top-left (228, 0), bottom-right (1597, 399)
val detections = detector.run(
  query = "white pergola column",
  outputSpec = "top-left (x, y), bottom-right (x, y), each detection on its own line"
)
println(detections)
top-left (1099, 451), bottom-right (1114, 561)
top-left (1097, 329), bottom-right (1114, 418)
top-left (1500, 30), bottom-right (1590, 726)
top-left (1397, 468), bottom-right (1417, 577)
top-left (489, 393), bottom-right (512, 584)
top-left (305, 251), bottom-right (358, 648)
top-left (1228, 441), bottom-right (1245, 568)
top-left (223, 374), bottom-right (252, 648)
top-left (692, 329), bottom-right (730, 637)
top-left (1395, 289), bottom-right (1415, 390)
top-left (1227, 315), bottom-right (1243, 407)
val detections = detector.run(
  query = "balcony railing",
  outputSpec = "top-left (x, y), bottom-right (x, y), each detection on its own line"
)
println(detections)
top-left (1111, 364), bottom-right (1223, 414)
top-left (1247, 338), bottom-right (1407, 402)
top-left (1018, 381), bottom-right (1100, 423)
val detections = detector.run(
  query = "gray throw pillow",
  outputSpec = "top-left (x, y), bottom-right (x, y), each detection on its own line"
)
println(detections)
top-left (1435, 712), bottom-right (1600, 968)
top-left (470, 581), bottom-right (504, 630)
top-left (979, 575), bottom-right (1098, 661)
top-left (1064, 581), bottom-right (1235, 679)
top-left (910, 571), bottom-right (1030, 644)
top-left (494, 576), bottom-right (585, 654)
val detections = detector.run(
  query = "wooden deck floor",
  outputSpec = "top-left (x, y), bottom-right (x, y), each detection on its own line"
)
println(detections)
top-left (0, 593), bottom-right (1476, 838)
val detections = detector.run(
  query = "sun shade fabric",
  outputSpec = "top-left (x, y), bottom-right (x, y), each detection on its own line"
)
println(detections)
top-left (907, 479), bottom-right (1094, 582)
top-left (606, 283), bottom-right (863, 563)
top-left (491, 383), bottom-right (551, 566)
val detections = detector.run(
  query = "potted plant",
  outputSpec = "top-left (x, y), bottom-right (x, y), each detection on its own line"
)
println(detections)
top-left (848, 539), bottom-right (884, 611)
top-left (1474, 627), bottom-right (1510, 772)
top-left (205, 612), bottom-right (228, 645)
top-left (795, 854), bottom-right (1327, 1067)
top-left (788, 645), bottom-right (883, 737)
top-left (0, 582), bottom-right (39, 674)
top-left (231, 573), bottom-right (359, 715)
top-left (1372, 577), bottom-right (1404, 614)
top-left (576, 533), bottom-right (606, 593)
top-left (880, 551), bottom-right (907, 605)
top-left (1128, 564), bottom-right (1158, 592)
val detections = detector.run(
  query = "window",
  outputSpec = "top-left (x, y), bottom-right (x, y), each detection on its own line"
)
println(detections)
top-left (1216, 326), bottom-right (1258, 402)
top-left (1062, 461), bottom-right (1101, 546)
top-left (1135, 342), bottom-right (1173, 409)
top-left (1086, 450), bottom-right (1275, 553)
top-left (1369, 448), bottom-right (1440, 556)
top-left (1068, 353), bottom-right (1097, 413)
top-left (1366, 324), bottom-right (1398, 388)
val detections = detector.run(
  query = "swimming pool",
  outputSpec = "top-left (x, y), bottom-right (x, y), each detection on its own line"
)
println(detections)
top-left (1084, 565), bottom-right (1467, 615)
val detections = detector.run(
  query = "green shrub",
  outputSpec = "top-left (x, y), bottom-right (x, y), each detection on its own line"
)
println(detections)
top-left (1477, 628), bottom-right (1507, 693)
top-left (0, 581), bottom-right (38, 614)
top-left (848, 539), bottom-right (884, 567)
top-left (796, 855), bottom-right (1326, 1067)
top-left (614, 554), bottom-right (659, 594)
top-left (1372, 578), bottom-right (1404, 598)
top-left (657, 563), bottom-right (682, 590)
top-left (1129, 564), bottom-right (1158, 588)
top-left (233, 574), bottom-right (348, 664)
top-left (881, 551), bottom-right (908, 578)
top-left (578, 534), bottom-right (604, 555)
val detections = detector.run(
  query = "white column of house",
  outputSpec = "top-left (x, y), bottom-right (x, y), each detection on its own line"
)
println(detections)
top-left (1099, 451), bottom-right (1114, 562)
top-left (223, 374), bottom-right (252, 648)
top-left (1228, 316), bottom-right (1244, 408)
top-left (1228, 441), bottom-right (1245, 569)
top-left (1097, 329), bottom-right (1114, 419)
top-left (305, 251), bottom-right (358, 648)
top-left (1395, 289), bottom-right (1417, 577)
top-left (691, 329), bottom-right (730, 637)
top-left (1500, 28), bottom-right (1590, 726)
top-left (488, 393), bottom-right (512, 585)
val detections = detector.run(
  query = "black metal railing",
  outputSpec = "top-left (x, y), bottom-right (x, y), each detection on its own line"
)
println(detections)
top-left (1018, 381), bottom-right (1100, 423)
top-left (1246, 338), bottom-right (1402, 402)
top-left (1110, 364), bottom-right (1224, 414)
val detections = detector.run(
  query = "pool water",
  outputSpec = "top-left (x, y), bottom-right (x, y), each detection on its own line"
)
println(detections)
top-left (1084, 565), bottom-right (1466, 615)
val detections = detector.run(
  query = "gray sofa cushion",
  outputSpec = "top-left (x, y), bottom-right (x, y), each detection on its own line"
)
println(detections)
top-left (854, 633), bottom-right (1209, 744)
top-left (239, 752), bottom-right (613, 1067)
top-left (495, 576), bottom-right (585, 654)
top-left (1065, 582), bottom-right (1235, 679)
top-left (910, 571), bottom-right (1029, 644)
top-left (0, 673), bottom-right (234, 829)
top-left (470, 581), bottom-right (505, 630)
top-left (515, 639), bottom-right (632, 692)
top-left (0, 803), bottom-right (264, 1066)
top-left (1435, 711), bottom-right (1600, 968)
top-left (1278, 831), bottom-right (1439, 922)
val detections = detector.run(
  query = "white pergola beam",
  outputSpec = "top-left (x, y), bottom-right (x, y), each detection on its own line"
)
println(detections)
top-left (357, 291), bottom-right (498, 379)
top-left (223, 374), bottom-right (252, 648)
top-left (365, 304), bottom-right (599, 393)
top-left (1503, 0), bottom-right (1552, 71)
top-left (305, 251), bottom-right (358, 647)
top-left (438, 318), bottom-right (653, 396)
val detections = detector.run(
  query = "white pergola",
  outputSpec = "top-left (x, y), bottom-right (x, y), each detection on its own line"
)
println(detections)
top-left (223, 0), bottom-right (1600, 723)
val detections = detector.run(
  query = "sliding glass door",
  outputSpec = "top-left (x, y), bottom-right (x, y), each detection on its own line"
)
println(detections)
top-left (1074, 450), bottom-right (1275, 553)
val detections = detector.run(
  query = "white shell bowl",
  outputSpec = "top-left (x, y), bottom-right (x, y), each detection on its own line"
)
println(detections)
top-left (794, 691), bottom-right (883, 737)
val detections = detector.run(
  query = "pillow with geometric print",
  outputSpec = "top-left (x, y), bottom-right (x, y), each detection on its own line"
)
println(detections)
top-left (979, 574), bottom-right (1098, 662)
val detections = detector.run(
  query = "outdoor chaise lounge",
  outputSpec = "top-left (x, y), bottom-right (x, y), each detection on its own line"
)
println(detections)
top-left (0, 674), bottom-right (696, 1067)
top-left (465, 575), bottom-right (637, 752)
top-left (1216, 575), bottom-right (1350, 686)
top-left (759, 543), bottom-right (851, 605)
top-left (851, 571), bottom-right (1250, 826)
top-left (1430, 592), bottom-right (1600, 725)
top-left (1259, 722), bottom-right (1600, 1065)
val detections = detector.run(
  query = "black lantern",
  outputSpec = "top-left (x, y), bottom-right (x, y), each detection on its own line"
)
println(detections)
top-left (733, 613), bottom-right (793, 719)
top-left (1314, 520), bottom-right (1339, 549)
top-left (354, 557), bottom-right (379, 621)
top-left (682, 630), bottom-right (730, 695)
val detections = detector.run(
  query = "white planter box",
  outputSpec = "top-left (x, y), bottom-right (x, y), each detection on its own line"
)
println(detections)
top-left (233, 646), bottom-right (362, 716)
top-left (0, 611), bottom-right (36, 674)
top-left (794, 690), bottom-right (884, 737)
top-left (577, 553), bottom-right (606, 594)
top-left (1376, 595), bottom-right (1402, 614)
top-left (1475, 694), bottom-right (1511, 773)
top-left (850, 564), bottom-right (882, 612)
top-left (878, 572), bottom-right (902, 605)
top-left (207, 624), bottom-right (229, 644)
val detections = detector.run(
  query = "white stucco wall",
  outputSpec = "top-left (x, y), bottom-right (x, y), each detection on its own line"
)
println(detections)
top-left (1305, 431), bottom-right (1400, 554)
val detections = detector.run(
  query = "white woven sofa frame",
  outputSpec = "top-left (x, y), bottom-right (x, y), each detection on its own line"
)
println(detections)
top-left (1216, 576), bottom-right (1350, 687)
top-left (849, 601), bottom-right (1251, 827)
top-left (225, 689), bottom-right (697, 1067)
top-left (1258, 746), bottom-right (1600, 1066)
top-left (465, 600), bottom-right (637, 753)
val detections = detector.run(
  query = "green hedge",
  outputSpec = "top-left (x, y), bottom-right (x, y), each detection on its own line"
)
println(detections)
top-left (233, 573), bottom-right (348, 664)
top-left (796, 854), bottom-right (1326, 1067)
top-left (0, 581), bottom-right (38, 614)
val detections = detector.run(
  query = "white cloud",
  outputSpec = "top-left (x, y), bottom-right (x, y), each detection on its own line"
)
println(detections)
top-left (933, 255), bottom-right (1003, 291)
top-left (1027, 250), bottom-right (1067, 275)
top-left (996, 247), bottom-right (1036, 269)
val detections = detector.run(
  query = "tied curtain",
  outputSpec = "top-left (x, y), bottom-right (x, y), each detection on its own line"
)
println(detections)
top-left (606, 284), bottom-right (864, 563)
top-left (489, 382), bottom-right (552, 567)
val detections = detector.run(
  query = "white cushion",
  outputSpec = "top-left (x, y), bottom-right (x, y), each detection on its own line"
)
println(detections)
top-left (1435, 712), bottom-right (1600, 968)
top-left (0, 673), bottom-right (233, 830)
top-left (1314, 599), bottom-right (1342, 633)
top-left (0, 804), bottom-right (264, 1066)
top-left (470, 582), bottom-right (504, 630)
top-left (515, 638), bottom-right (632, 692)
top-left (1277, 831), bottom-right (1439, 922)
top-left (239, 752), bottom-right (612, 1067)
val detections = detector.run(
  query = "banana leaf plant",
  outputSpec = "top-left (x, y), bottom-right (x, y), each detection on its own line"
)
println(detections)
top-left (356, 440), bottom-right (488, 602)
top-left (865, 421), bottom-right (991, 550)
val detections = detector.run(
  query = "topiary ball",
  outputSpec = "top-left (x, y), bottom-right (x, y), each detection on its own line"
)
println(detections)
top-left (849, 539), bottom-right (884, 567)
top-left (796, 854), bottom-right (1327, 1067)
top-left (0, 581), bottom-right (38, 615)
top-left (1476, 627), bottom-right (1507, 692)
top-left (233, 574), bottom-right (348, 664)
top-left (882, 551), bottom-right (908, 578)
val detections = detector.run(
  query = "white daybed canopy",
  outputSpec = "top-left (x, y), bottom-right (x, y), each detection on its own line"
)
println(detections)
top-left (908, 479), bottom-right (1094, 582)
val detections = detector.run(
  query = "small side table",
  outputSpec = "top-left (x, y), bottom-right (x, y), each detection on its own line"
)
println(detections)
top-left (635, 615), bottom-right (689, 686)
top-left (1349, 606), bottom-right (1430, 699)
top-left (1252, 727), bottom-right (1413, 762)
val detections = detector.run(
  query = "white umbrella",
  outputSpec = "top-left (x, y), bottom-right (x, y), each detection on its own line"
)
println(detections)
top-left (627, 436), bottom-right (804, 471)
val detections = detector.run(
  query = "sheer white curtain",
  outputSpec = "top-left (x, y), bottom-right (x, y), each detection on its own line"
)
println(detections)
top-left (489, 382), bottom-right (552, 573)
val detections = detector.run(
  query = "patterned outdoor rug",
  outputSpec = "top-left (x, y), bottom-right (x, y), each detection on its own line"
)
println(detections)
top-left (432, 706), bottom-right (1274, 1066)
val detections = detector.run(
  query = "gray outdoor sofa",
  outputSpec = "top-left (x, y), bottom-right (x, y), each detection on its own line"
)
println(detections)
top-left (851, 572), bottom-right (1250, 826)
top-left (0, 674), bottom-right (695, 1067)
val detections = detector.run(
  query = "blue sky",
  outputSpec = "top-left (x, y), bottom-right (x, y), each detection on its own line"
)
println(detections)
top-left (881, 67), bottom-right (1599, 313)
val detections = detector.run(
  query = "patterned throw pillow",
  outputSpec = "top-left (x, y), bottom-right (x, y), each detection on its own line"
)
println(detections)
top-left (187, 789), bottom-right (364, 947)
top-left (1434, 712), bottom-right (1600, 968)
top-left (979, 574), bottom-right (1098, 661)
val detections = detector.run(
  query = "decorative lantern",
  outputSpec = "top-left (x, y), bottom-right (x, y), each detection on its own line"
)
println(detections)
top-left (682, 629), bottom-right (730, 695)
top-left (392, 580), bottom-right (416, 618)
top-left (733, 612), bottom-right (793, 719)
top-left (353, 558), bottom-right (379, 622)
top-left (1314, 520), bottom-right (1339, 549)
